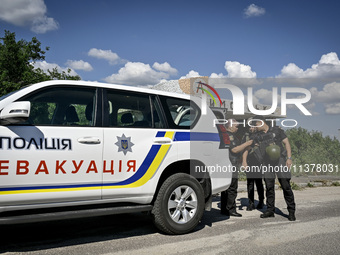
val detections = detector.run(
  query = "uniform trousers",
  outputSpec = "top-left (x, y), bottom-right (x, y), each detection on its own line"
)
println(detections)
top-left (263, 157), bottom-right (296, 213)
top-left (221, 171), bottom-right (238, 212)
top-left (246, 176), bottom-right (264, 204)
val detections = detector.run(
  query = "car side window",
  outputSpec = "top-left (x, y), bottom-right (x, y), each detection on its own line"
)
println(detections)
top-left (105, 90), bottom-right (165, 128)
top-left (160, 96), bottom-right (199, 129)
top-left (19, 86), bottom-right (97, 126)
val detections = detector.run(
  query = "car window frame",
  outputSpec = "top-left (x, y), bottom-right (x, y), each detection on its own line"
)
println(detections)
top-left (158, 95), bottom-right (201, 129)
top-left (102, 88), bottom-right (167, 129)
top-left (14, 85), bottom-right (101, 127)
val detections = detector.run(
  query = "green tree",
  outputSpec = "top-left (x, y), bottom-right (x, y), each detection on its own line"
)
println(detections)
top-left (47, 67), bottom-right (81, 80)
top-left (286, 127), bottom-right (340, 175)
top-left (0, 30), bottom-right (80, 97)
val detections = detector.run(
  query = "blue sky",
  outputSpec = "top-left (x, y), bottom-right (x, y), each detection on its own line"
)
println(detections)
top-left (1, 0), bottom-right (340, 137)
top-left (1, 0), bottom-right (340, 81)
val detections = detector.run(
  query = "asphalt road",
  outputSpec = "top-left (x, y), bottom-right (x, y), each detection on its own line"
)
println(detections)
top-left (1, 186), bottom-right (340, 255)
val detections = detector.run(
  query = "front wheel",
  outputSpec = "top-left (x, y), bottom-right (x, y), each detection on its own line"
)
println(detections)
top-left (152, 173), bottom-right (205, 234)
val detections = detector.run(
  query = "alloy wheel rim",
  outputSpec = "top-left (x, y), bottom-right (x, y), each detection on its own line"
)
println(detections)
top-left (167, 185), bottom-right (198, 224)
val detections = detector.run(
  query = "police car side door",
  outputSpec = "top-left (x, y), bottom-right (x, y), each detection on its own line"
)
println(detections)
top-left (0, 85), bottom-right (103, 205)
top-left (101, 89), bottom-right (175, 200)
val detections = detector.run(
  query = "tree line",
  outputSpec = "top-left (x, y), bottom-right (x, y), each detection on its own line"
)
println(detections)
top-left (286, 127), bottom-right (340, 175)
top-left (0, 30), bottom-right (80, 97)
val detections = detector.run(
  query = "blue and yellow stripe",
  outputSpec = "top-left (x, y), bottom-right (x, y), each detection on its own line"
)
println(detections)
top-left (0, 131), bottom-right (174, 195)
top-left (102, 131), bottom-right (173, 189)
top-left (0, 131), bottom-right (219, 195)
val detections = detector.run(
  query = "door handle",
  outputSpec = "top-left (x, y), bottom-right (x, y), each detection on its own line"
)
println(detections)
top-left (153, 137), bottom-right (172, 144)
top-left (78, 137), bottom-right (101, 144)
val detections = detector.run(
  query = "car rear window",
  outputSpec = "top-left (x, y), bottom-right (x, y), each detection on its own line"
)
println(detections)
top-left (159, 96), bottom-right (199, 129)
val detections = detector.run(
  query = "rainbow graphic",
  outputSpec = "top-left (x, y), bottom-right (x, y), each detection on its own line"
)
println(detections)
top-left (196, 81), bottom-right (222, 106)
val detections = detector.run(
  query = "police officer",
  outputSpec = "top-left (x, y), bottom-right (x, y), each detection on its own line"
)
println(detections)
top-left (241, 122), bottom-right (264, 211)
top-left (221, 119), bottom-right (253, 217)
top-left (252, 115), bottom-right (296, 221)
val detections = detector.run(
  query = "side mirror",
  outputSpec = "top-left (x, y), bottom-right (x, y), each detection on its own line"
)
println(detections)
top-left (0, 101), bottom-right (31, 125)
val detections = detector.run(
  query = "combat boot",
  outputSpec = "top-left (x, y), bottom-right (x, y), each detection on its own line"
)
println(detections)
top-left (288, 211), bottom-right (296, 221)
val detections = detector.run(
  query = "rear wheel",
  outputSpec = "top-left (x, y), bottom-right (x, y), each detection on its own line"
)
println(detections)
top-left (152, 173), bottom-right (205, 234)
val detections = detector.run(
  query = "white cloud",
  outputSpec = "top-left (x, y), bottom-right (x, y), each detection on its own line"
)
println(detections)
top-left (249, 89), bottom-right (284, 113)
top-left (253, 88), bottom-right (280, 105)
top-left (278, 52), bottom-right (340, 78)
top-left (33, 61), bottom-right (78, 76)
top-left (66, 60), bottom-right (93, 72)
top-left (104, 62), bottom-right (173, 86)
top-left (244, 4), bottom-right (266, 18)
top-left (319, 52), bottom-right (340, 65)
top-left (310, 82), bottom-right (340, 103)
top-left (0, 0), bottom-right (59, 34)
top-left (88, 48), bottom-right (123, 65)
top-left (180, 61), bottom-right (256, 79)
top-left (224, 61), bottom-right (257, 78)
top-left (324, 103), bottom-right (340, 115)
top-left (180, 70), bottom-right (202, 79)
top-left (210, 72), bottom-right (226, 78)
top-left (152, 62), bottom-right (178, 75)
top-left (278, 63), bottom-right (304, 77)
top-left (308, 82), bottom-right (340, 115)
top-left (31, 16), bottom-right (59, 34)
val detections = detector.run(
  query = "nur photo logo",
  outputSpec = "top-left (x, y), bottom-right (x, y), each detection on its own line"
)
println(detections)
top-left (195, 80), bottom-right (222, 115)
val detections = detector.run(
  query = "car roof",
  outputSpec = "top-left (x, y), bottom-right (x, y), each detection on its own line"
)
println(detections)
top-left (0, 80), bottom-right (205, 111)
top-left (28, 80), bottom-right (191, 99)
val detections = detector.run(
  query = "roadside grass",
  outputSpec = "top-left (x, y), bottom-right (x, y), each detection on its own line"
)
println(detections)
top-left (238, 172), bottom-right (247, 181)
top-left (290, 181), bottom-right (304, 190)
top-left (277, 181), bottom-right (304, 191)
top-left (307, 182), bottom-right (315, 188)
top-left (332, 181), bottom-right (340, 186)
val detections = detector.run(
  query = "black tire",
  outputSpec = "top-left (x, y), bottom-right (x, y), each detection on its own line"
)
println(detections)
top-left (152, 173), bottom-right (205, 234)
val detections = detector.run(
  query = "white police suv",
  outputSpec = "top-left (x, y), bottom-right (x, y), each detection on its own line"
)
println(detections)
top-left (0, 80), bottom-right (231, 234)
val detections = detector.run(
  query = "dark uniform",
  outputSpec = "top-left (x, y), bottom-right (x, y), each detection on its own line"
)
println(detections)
top-left (260, 126), bottom-right (296, 214)
top-left (242, 132), bottom-right (264, 209)
top-left (221, 131), bottom-right (241, 215)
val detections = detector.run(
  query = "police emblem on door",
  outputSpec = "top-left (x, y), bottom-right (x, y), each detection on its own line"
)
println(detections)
top-left (115, 134), bottom-right (134, 155)
top-left (121, 140), bottom-right (128, 150)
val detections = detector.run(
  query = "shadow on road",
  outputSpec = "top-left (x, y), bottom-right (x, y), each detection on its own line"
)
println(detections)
top-left (237, 197), bottom-right (289, 219)
top-left (0, 213), bottom-right (155, 253)
top-left (1, 194), bottom-right (292, 253)
top-left (0, 196), bottom-right (234, 253)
